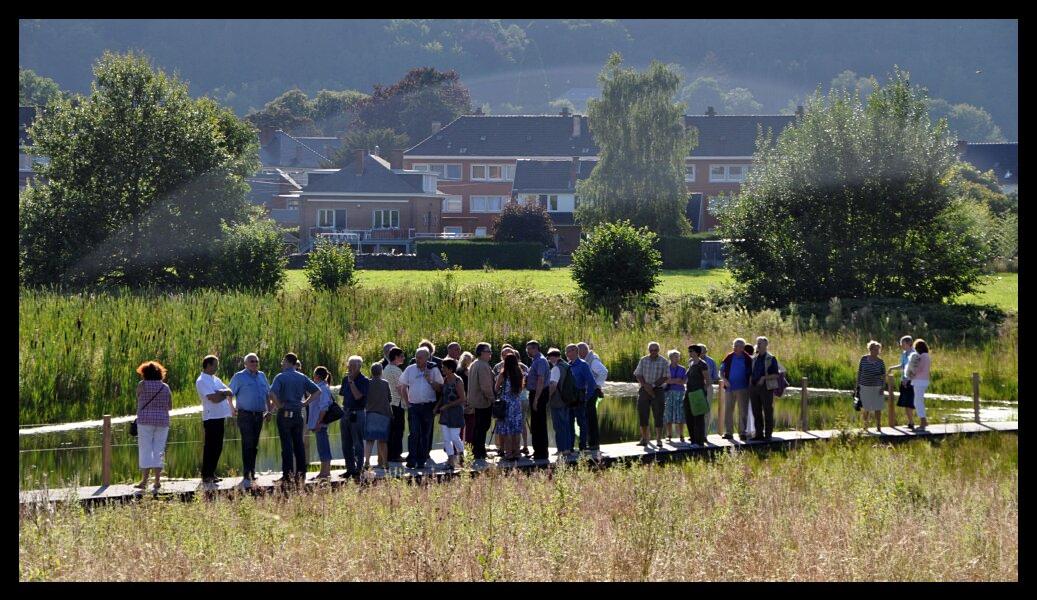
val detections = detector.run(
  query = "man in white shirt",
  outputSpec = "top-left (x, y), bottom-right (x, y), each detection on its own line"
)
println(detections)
top-left (579, 342), bottom-right (607, 451)
top-left (196, 355), bottom-right (236, 485)
top-left (399, 347), bottom-right (443, 469)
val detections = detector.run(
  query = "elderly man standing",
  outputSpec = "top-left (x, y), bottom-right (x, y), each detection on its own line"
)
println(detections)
top-left (720, 338), bottom-right (753, 441)
top-left (400, 347), bottom-right (443, 470)
top-left (230, 353), bottom-right (272, 489)
top-left (196, 355), bottom-right (235, 486)
top-left (466, 342), bottom-right (496, 461)
top-left (565, 344), bottom-right (596, 453)
top-left (524, 340), bottom-right (551, 461)
top-left (339, 355), bottom-right (369, 477)
top-left (749, 336), bottom-right (782, 442)
top-left (634, 342), bottom-right (669, 447)
top-left (578, 342), bottom-right (607, 452)
top-left (269, 352), bottom-right (320, 483)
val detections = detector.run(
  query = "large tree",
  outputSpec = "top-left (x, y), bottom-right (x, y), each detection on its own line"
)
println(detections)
top-left (576, 53), bottom-right (696, 236)
top-left (19, 68), bottom-right (64, 106)
top-left (714, 69), bottom-right (989, 305)
top-left (19, 51), bottom-right (262, 289)
top-left (354, 67), bottom-right (472, 142)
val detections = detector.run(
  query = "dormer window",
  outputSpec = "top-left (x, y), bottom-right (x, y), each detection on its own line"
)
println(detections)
top-left (479, 135), bottom-right (487, 141)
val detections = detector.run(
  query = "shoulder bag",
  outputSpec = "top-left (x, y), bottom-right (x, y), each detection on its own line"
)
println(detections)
top-left (130, 386), bottom-right (164, 437)
top-left (322, 400), bottom-right (344, 424)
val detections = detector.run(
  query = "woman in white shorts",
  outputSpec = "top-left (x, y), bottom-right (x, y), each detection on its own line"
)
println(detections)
top-left (907, 339), bottom-right (932, 432)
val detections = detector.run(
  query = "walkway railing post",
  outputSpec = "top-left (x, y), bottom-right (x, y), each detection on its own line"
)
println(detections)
top-left (972, 372), bottom-right (981, 424)
top-left (102, 414), bottom-right (112, 487)
top-left (717, 382), bottom-right (725, 435)
top-left (886, 375), bottom-right (896, 428)
top-left (799, 377), bottom-right (809, 431)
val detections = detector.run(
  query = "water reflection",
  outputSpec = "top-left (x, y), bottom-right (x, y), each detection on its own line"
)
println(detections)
top-left (19, 394), bottom-right (1016, 490)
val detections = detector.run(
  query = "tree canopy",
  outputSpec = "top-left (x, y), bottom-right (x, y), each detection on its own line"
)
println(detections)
top-left (354, 67), bottom-right (472, 142)
top-left (19, 68), bottom-right (64, 106)
top-left (714, 69), bottom-right (990, 305)
top-left (492, 199), bottom-right (557, 247)
top-left (327, 128), bottom-right (411, 168)
top-left (244, 87), bottom-right (368, 137)
top-left (576, 53), bottom-right (696, 236)
top-left (19, 51), bottom-right (268, 290)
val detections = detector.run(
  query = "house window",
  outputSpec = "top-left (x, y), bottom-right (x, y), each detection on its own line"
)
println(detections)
top-left (286, 197), bottom-right (300, 210)
top-left (709, 164), bottom-right (748, 183)
top-left (475, 227), bottom-right (488, 238)
top-left (413, 163), bottom-right (461, 180)
top-left (685, 165), bottom-right (696, 182)
top-left (443, 226), bottom-right (463, 236)
top-left (471, 164), bottom-right (514, 181)
top-left (443, 195), bottom-right (463, 213)
top-left (471, 195), bottom-right (504, 212)
top-left (546, 195), bottom-right (559, 211)
top-left (316, 209), bottom-right (335, 228)
top-left (521, 194), bottom-right (538, 204)
top-left (372, 209), bottom-right (399, 229)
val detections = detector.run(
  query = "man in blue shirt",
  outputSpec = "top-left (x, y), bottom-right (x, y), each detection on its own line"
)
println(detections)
top-left (229, 353), bottom-right (272, 487)
top-left (339, 355), bottom-right (370, 476)
top-left (719, 338), bottom-right (753, 441)
top-left (564, 344), bottom-right (596, 452)
top-left (269, 352), bottom-right (320, 483)
top-left (525, 340), bottom-right (550, 460)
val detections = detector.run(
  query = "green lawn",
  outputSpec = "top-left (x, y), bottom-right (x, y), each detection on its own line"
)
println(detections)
top-left (285, 267), bottom-right (1017, 312)
top-left (285, 267), bottom-right (734, 296)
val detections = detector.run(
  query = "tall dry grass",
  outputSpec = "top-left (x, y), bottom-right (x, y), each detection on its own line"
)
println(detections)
top-left (18, 433), bottom-right (1017, 581)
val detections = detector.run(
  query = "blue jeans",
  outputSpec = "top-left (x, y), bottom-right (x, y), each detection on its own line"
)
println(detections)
top-left (551, 406), bottom-right (574, 452)
top-left (341, 409), bottom-right (366, 473)
top-left (313, 427), bottom-right (332, 461)
top-left (571, 401), bottom-right (589, 450)
top-left (276, 410), bottom-right (306, 477)
top-left (407, 402), bottom-right (435, 468)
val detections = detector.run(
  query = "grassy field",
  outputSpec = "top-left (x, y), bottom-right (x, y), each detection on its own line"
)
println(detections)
top-left (18, 433), bottom-right (1018, 582)
top-left (285, 267), bottom-right (735, 297)
top-left (953, 272), bottom-right (1018, 313)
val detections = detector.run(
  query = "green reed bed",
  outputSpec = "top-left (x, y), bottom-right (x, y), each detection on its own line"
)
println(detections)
top-left (20, 279), bottom-right (1017, 424)
top-left (18, 433), bottom-right (1017, 581)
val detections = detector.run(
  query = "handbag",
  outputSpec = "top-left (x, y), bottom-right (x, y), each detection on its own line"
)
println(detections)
top-left (687, 388), bottom-right (709, 417)
top-left (322, 401), bottom-right (344, 424)
top-left (492, 397), bottom-right (509, 420)
top-left (130, 387), bottom-right (164, 437)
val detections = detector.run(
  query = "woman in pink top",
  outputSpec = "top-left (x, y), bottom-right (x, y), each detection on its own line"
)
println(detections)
top-left (906, 339), bottom-right (932, 432)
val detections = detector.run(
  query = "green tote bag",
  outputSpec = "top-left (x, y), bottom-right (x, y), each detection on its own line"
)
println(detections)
top-left (687, 388), bottom-right (708, 417)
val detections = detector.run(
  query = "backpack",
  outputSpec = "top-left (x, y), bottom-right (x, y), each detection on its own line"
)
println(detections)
top-left (557, 362), bottom-right (580, 407)
top-left (764, 355), bottom-right (791, 397)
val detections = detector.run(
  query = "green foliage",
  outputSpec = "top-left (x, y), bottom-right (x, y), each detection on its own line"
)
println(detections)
top-left (328, 128), bottom-right (411, 167)
top-left (211, 217), bottom-right (288, 293)
top-left (415, 241), bottom-right (542, 269)
top-left (355, 67), bottom-right (472, 142)
top-left (19, 68), bottom-right (64, 107)
top-left (19, 51), bottom-right (259, 290)
top-left (655, 233), bottom-right (719, 269)
top-left (927, 97), bottom-right (1005, 143)
top-left (244, 88), bottom-right (320, 135)
top-left (571, 221), bottom-right (661, 307)
top-left (492, 199), bottom-right (557, 247)
top-left (577, 54), bottom-right (695, 236)
top-left (715, 69), bottom-right (987, 305)
top-left (679, 76), bottom-right (762, 114)
top-left (304, 240), bottom-right (356, 291)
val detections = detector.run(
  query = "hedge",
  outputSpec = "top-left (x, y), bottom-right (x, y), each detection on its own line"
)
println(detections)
top-left (415, 240), bottom-right (543, 269)
top-left (655, 233), bottom-right (720, 269)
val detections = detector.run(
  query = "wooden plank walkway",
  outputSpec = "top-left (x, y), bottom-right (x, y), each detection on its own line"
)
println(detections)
top-left (19, 421), bottom-right (1018, 507)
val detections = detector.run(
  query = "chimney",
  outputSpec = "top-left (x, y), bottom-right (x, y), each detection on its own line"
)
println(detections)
top-left (431, 121), bottom-right (442, 134)
top-left (570, 156), bottom-right (580, 188)
top-left (355, 149), bottom-right (366, 175)
top-left (373, 145), bottom-right (381, 157)
top-left (572, 115), bottom-right (581, 138)
top-left (259, 125), bottom-right (276, 146)
top-left (956, 140), bottom-right (968, 157)
top-left (795, 105), bottom-right (805, 118)
top-left (706, 106), bottom-right (716, 117)
top-left (390, 149), bottom-right (404, 170)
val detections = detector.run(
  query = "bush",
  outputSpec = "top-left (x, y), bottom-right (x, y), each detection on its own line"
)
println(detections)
top-left (212, 218), bottom-right (287, 292)
top-left (571, 221), bottom-right (661, 308)
top-left (305, 240), bottom-right (356, 291)
top-left (656, 232), bottom-right (720, 268)
top-left (415, 240), bottom-right (542, 269)
top-left (493, 199), bottom-right (556, 246)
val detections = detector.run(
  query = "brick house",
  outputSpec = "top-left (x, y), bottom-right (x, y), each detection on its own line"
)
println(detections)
top-left (403, 108), bottom-right (798, 239)
top-left (511, 157), bottom-right (595, 253)
top-left (299, 150), bottom-right (447, 253)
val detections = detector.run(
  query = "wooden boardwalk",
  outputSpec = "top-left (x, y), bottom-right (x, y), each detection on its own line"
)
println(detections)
top-left (19, 421), bottom-right (1018, 508)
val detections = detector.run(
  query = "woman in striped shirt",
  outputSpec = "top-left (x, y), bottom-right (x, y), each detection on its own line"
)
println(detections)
top-left (134, 360), bottom-right (173, 492)
top-left (856, 341), bottom-right (887, 433)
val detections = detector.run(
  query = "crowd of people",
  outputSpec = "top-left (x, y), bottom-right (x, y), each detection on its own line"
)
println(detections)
top-left (129, 335), bottom-right (933, 492)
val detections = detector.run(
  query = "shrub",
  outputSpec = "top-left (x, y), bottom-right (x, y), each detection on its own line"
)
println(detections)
top-left (492, 199), bottom-right (556, 247)
top-left (571, 221), bottom-right (661, 308)
top-left (305, 240), bottom-right (356, 291)
top-left (415, 241), bottom-right (542, 269)
top-left (211, 218), bottom-right (287, 292)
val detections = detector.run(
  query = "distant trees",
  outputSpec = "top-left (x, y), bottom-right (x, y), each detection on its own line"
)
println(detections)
top-left (679, 76), bottom-right (763, 114)
top-left (327, 129), bottom-right (412, 167)
top-left (492, 199), bottom-right (556, 247)
top-left (19, 68), bottom-right (64, 106)
top-left (354, 67), bottom-right (473, 142)
top-left (714, 69), bottom-right (990, 305)
top-left (576, 53), bottom-right (695, 236)
top-left (19, 52), bottom-right (278, 291)
top-left (245, 88), bottom-right (368, 137)
top-left (927, 97), bottom-right (1005, 142)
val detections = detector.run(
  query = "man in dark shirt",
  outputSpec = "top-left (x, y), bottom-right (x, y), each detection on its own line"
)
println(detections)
top-left (269, 352), bottom-right (320, 482)
top-left (339, 355), bottom-right (370, 476)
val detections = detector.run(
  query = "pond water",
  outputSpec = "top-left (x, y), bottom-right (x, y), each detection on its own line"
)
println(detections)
top-left (19, 393), bottom-right (1015, 490)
